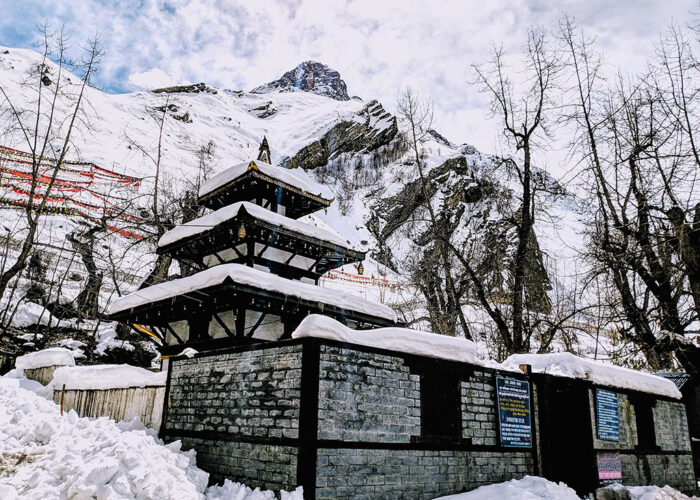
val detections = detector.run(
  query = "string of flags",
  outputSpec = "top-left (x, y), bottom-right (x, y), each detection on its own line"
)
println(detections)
top-left (0, 144), bottom-right (145, 239)
top-left (321, 269), bottom-right (403, 289)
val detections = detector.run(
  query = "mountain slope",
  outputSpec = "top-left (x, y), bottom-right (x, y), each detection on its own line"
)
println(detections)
top-left (0, 45), bottom-right (593, 358)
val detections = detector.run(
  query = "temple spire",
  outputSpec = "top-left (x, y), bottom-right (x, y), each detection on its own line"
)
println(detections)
top-left (257, 136), bottom-right (271, 164)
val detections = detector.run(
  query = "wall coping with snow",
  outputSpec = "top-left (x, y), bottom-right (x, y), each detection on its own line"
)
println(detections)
top-left (292, 314), bottom-right (478, 365)
top-left (52, 364), bottom-right (166, 391)
top-left (502, 352), bottom-right (681, 399)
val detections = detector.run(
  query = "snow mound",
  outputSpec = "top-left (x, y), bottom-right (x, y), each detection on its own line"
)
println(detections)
top-left (10, 302), bottom-right (65, 328)
top-left (205, 480), bottom-right (303, 500)
top-left (502, 352), bottom-right (681, 399)
top-left (606, 483), bottom-right (697, 500)
top-left (292, 314), bottom-right (476, 364)
top-left (434, 475), bottom-right (581, 499)
top-left (15, 347), bottom-right (75, 370)
top-left (0, 377), bottom-right (208, 499)
top-left (53, 364), bottom-right (166, 390)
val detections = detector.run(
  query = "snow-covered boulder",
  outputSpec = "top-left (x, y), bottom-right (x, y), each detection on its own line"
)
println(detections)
top-left (10, 302), bottom-right (64, 328)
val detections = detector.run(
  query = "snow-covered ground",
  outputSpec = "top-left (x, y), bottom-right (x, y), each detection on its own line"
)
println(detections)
top-left (435, 476), bottom-right (698, 500)
top-left (0, 376), bottom-right (303, 500)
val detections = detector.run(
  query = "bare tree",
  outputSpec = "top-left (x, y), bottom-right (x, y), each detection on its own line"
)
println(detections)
top-left (561, 18), bottom-right (700, 372)
top-left (459, 28), bottom-right (560, 353)
top-left (397, 88), bottom-right (473, 339)
top-left (0, 26), bottom-right (102, 303)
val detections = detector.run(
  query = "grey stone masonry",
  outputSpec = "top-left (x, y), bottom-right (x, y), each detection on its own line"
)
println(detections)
top-left (588, 387), bottom-right (695, 492)
top-left (165, 344), bottom-right (302, 439)
top-left (162, 344), bottom-right (304, 492)
top-left (317, 346), bottom-right (421, 442)
top-left (315, 449), bottom-right (533, 500)
top-left (654, 400), bottom-right (692, 452)
top-left (461, 370), bottom-right (498, 446)
top-left (180, 436), bottom-right (298, 490)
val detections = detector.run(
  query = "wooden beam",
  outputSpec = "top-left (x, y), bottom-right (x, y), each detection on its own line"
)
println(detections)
top-left (247, 313), bottom-right (267, 337)
top-left (235, 307), bottom-right (246, 337)
top-left (212, 313), bottom-right (235, 338)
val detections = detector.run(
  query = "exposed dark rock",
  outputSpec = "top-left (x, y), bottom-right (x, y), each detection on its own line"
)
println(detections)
top-left (428, 129), bottom-right (453, 148)
top-left (370, 154), bottom-right (552, 314)
top-left (284, 100), bottom-right (397, 170)
top-left (153, 104), bottom-right (192, 123)
top-left (173, 111), bottom-right (192, 123)
top-left (252, 61), bottom-right (350, 101)
top-left (41, 75), bottom-right (52, 86)
top-left (152, 82), bottom-right (217, 94)
top-left (248, 101), bottom-right (277, 119)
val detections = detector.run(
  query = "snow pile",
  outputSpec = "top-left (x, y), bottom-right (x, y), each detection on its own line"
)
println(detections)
top-left (199, 159), bottom-right (333, 201)
top-left (502, 352), bottom-right (681, 399)
top-left (0, 377), bottom-right (303, 499)
top-left (159, 201), bottom-right (359, 250)
top-left (108, 263), bottom-right (396, 322)
top-left (0, 377), bottom-right (208, 499)
top-left (15, 347), bottom-right (75, 370)
top-left (53, 364), bottom-right (167, 390)
top-left (205, 480), bottom-right (302, 500)
top-left (434, 475), bottom-right (581, 499)
top-left (606, 483), bottom-right (696, 500)
top-left (95, 322), bottom-right (135, 355)
top-left (10, 302), bottom-right (66, 328)
top-left (292, 314), bottom-right (477, 364)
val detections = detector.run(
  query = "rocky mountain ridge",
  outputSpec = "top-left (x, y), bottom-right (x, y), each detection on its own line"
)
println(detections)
top-left (252, 61), bottom-right (351, 101)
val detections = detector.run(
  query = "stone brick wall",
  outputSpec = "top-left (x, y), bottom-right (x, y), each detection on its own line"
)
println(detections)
top-left (314, 344), bottom-right (536, 499)
top-left (315, 449), bottom-right (533, 500)
top-left (162, 344), bottom-right (303, 490)
top-left (461, 370), bottom-right (498, 446)
top-left (180, 436), bottom-right (298, 490)
top-left (317, 346), bottom-right (421, 442)
top-left (654, 400), bottom-right (692, 452)
top-left (587, 388), bottom-right (695, 492)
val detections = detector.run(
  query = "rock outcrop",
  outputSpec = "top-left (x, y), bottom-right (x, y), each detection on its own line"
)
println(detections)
top-left (284, 100), bottom-right (397, 170)
top-left (252, 61), bottom-right (350, 101)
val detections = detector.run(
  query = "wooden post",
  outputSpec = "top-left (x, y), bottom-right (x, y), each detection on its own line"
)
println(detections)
top-left (60, 384), bottom-right (66, 416)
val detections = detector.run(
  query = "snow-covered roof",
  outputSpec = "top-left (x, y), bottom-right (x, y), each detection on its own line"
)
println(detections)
top-left (15, 347), bottom-right (75, 370)
top-left (292, 314), bottom-right (476, 364)
top-left (198, 160), bottom-right (333, 201)
top-left (502, 352), bottom-right (682, 399)
top-left (158, 201), bottom-right (363, 252)
top-left (52, 364), bottom-right (166, 390)
top-left (107, 263), bottom-right (396, 322)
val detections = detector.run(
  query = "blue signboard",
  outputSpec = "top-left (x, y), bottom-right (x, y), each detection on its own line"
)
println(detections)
top-left (496, 377), bottom-right (532, 448)
top-left (596, 389), bottom-right (620, 441)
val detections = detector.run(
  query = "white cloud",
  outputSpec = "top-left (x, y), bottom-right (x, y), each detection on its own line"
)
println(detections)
top-left (127, 68), bottom-right (183, 90)
top-left (4, 0), bottom-right (697, 172)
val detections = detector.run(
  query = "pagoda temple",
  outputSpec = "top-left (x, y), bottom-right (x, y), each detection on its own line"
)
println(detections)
top-left (107, 141), bottom-right (397, 356)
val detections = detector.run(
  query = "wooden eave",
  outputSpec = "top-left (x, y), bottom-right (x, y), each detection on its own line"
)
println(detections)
top-left (158, 205), bottom-right (365, 275)
top-left (109, 278), bottom-right (396, 332)
top-left (197, 168), bottom-right (332, 218)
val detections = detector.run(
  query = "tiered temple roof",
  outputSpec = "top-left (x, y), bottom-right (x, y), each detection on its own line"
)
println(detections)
top-left (108, 141), bottom-right (396, 355)
top-left (197, 159), bottom-right (333, 217)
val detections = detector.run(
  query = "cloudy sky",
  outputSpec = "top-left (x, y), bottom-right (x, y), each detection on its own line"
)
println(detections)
top-left (1, 0), bottom-right (697, 167)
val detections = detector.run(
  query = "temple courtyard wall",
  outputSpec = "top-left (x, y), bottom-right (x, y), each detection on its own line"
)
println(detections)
top-left (159, 338), bottom-right (695, 499)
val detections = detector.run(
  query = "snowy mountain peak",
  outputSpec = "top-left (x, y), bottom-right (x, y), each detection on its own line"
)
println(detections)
top-left (252, 61), bottom-right (350, 101)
